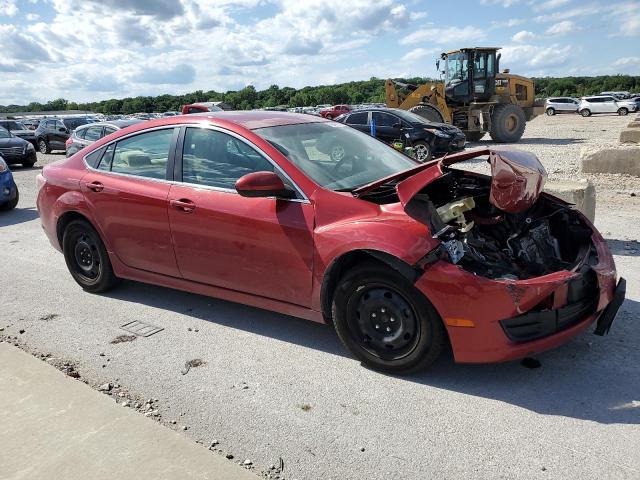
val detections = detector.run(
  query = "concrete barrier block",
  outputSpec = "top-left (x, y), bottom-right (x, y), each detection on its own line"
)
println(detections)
top-left (581, 146), bottom-right (640, 176)
top-left (544, 179), bottom-right (596, 223)
top-left (620, 129), bottom-right (640, 143)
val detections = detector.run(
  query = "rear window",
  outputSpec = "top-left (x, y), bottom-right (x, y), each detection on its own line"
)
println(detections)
top-left (62, 118), bottom-right (90, 131)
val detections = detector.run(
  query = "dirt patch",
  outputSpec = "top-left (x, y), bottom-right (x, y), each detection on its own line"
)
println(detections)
top-left (181, 358), bottom-right (206, 375)
top-left (110, 334), bottom-right (137, 344)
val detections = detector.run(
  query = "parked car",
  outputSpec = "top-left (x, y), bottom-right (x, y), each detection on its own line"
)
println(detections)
top-left (578, 96), bottom-right (632, 117)
top-left (37, 112), bottom-right (624, 373)
top-left (319, 104), bottom-right (352, 120)
top-left (336, 108), bottom-right (465, 161)
top-left (0, 126), bottom-right (37, 167)
top-left (35, 117), bottom-right (92, 153)
top-left (66, 119), bottom-right (143, 157)
top-left (162, 111), bottom-right (180, 117)
top-left (600, 91), bottom-right (630, 99)
top-left (0, 119), bottom-right (37, 146)
top-left (21, 119), bottom-right (40, 130)
top-left (181, 102), bottom-right (223, 114)
top-left (544, 97), bottom-right (579, 116)
top-left (0, 153), bottom-right (19, 210)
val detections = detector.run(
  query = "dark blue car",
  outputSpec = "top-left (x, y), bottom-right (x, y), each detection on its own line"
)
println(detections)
top-left (0, 153), bottom-right (19, 210)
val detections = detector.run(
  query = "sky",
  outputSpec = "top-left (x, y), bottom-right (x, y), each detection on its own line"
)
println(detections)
top-left (0, 0), bottom-right (639, 105)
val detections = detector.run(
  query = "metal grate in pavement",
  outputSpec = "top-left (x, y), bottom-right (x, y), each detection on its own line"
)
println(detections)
top-left (120, 320), bottom-right (164, 337)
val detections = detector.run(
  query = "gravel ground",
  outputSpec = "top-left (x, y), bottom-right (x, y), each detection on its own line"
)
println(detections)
top-left (1, 115), bottom-right (639, 480)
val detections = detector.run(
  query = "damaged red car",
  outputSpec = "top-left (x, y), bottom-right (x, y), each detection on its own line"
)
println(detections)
top-left (37, 112), bottom-right (625, 373)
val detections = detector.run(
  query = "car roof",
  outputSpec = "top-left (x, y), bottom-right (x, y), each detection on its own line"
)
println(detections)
top-left (187, 111), bottom-right (329, 130)
top-left (79, 119), bottom-right (144, 129)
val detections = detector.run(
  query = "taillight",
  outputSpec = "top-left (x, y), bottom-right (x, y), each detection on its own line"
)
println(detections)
top-left (36, 173), bottom-right (46, 191)
top-left (65, 137), bottom-right (73, 147)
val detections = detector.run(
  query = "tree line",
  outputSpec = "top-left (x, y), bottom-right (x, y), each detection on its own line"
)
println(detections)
top-left (1, 75), bottom-right (639, 114)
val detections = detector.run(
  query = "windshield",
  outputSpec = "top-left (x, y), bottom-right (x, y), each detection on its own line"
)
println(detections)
top-left (0, 121), bottom-right (26, 130)
top-left (254, 122), bottom-right (417, 191)
top-left (0, 127), bottom-right (11, 138)
top-left (445, 52), bottom-right (468, 84)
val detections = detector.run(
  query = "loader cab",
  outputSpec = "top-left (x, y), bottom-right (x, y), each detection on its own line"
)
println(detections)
top-left (442, 48), bottom-right (498, 105)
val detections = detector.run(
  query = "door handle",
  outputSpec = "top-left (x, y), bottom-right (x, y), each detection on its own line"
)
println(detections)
top-left (170, 198), bottom-right (196, 213)
top-left (85, 181), bottom-right (104, 192)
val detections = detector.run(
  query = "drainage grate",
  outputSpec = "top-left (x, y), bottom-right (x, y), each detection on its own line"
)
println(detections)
top-left (120, 320), bottom-right (164, 337)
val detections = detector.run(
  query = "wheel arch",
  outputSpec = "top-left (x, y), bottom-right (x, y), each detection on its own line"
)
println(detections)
top-left (320, 249), bottom-right (422, 322)
top-left (56, 211), bottom-right (96, 248)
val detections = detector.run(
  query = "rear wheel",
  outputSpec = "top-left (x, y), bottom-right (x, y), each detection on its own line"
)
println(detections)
top-left (412, 140), bottom-right (432, 162)
top-left (23, 160), bottom-right (36, 168)
top-left (546, 107), bottom-right (555, 116)
top-left (38, 139), bottom-right (50, 154)
top-left (489, 104), bottom-right (526, 143)
top-left (618, 107), bottom-right (629, 116)
top-left (0, 187), bottom-right (18, 211)
top-left (409, 104), bottom-right (445, 123)
top-left (332, 261), bottom-right (446, 374)
top-left (580, 109), bottom-right (591, 117)
top-left (62, 219), bottom-right (118, 293)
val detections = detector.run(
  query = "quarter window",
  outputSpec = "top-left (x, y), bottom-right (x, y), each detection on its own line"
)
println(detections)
top-left (83, 126), bottom-right (103, 142)
top-left (110, 128), bottom-right (174, 179)
top-left (181, 128), bottom-right (275, 189)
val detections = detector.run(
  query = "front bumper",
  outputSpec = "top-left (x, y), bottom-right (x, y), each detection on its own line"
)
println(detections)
top-left (0, 170), bottom-right (17, 203)
top-left (415, 232), bottom-right (621, 363)
top-left (1, 149), bottom-right (36, 165)
top-left (433, 135), bottom-right (466, 154)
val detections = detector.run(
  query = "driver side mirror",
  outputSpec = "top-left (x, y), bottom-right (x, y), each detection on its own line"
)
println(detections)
top-left (235, 171), bottom-right (296, 199)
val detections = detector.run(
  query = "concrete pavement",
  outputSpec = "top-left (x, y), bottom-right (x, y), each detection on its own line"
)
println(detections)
top-left (0, 343), bottom-right (258, 480)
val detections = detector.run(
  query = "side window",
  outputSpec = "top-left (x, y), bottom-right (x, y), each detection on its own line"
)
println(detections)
top-left (110, 129), bottom-right (174, 179)
top-left (54, 120), bottom-right (65, 130)
top-left (83, 126), bottom-right (103, 142)
top-left (346, 112), bottom-right (368, 125)
top-left (84, 146), bottom-right (105, 168)
top-left (372, 112), bottom-right (398, 127)
top-left (75, 128), bottom-right (87, 139)
top-left (103, 127), bottom-right (116, 137)
top-left (181, 128), bottom-right (274, 190)
top-left (97, 144), bottom-right (115, 171)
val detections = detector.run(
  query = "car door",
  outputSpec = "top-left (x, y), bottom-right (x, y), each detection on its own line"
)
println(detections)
top-left (344, 111), bottom-right (370, 134)
top-left (603, 97), bottom-right (618, 113)
top-left (167, 126), bottom-right (314, 307)
top-left (81, 127), bottom-right (182, 277)
top-left (51, 120), bottom-right (68, 149)
top-left (371, 111), bottom-right (401, 143)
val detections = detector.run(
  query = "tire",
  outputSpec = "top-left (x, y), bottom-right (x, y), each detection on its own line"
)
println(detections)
top-left (62, 219), bottom-right (118, 293)
top-left (23, 160), bottom-right (36, 168)
top-left (332, 261), bottom-right (446, 374)
top-left (0, 187), bottom-right (18, 211)
top-left (408, 104), bottom-right (445, 123)
top-left (618, 108), bottom-right (628, 116)
top-left (464, 131), bottom-right (485, 142)
top-left (412, 140), bottom-right (432, 162)
top-left (38, 139), bottom-right (50, 154)
top-left (546, 107), bottom-right (555, 116)
top-left (489, 104), bottom-right (526, 143)
top-left (580, 109), bottom-right (591, 117)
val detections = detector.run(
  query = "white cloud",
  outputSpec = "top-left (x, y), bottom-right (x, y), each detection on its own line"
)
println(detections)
top-left (545, 20), bottom-right (576, 35)
top-left (614, 57), bottom-right (640, 67)
top-left (26, 13), bottom-right (39, 21)
top-left (0, 0), bottom-right (18, 16)
top-left (480, 0), bottom-right (521, 7)
top-left (401, 47), bottom-right (440, 62)
top-left (490, 18), bottom-right (526, 29)
top-left (532, 0), bottom-right (571, 12)
top-left (501, 43), bottom-right (573, 68)
top-left (512, 30), bottom-right (536, 42)
top-left (401, 25), bottom-right (486, 45)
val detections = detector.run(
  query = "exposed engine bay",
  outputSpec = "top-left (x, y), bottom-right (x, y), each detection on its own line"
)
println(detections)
top-left (408, 169), bottom-right (596, 279)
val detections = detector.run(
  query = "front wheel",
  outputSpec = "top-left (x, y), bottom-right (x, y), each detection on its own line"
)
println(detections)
top-left (546, 107), bottom-right (555, 116)
top-left (332, 262), bottom-right (446, 374)
top-left (580, 109), bottom-right (591, 117)
top-left (412, 140), bottom-right (432, 162)
top-left (618, 107), bottom-right (629, 116)
top-left (62, 219), bottom-right (118, 292)
top-left (38, 139), bottom-right (50, 154)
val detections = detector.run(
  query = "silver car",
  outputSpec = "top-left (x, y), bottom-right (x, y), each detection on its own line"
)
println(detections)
top-left (65, 119), bottom-right (143, 157)
top-left (578, 95), bottom-right (634, 117)
top-left (544, 97), bottom-right (579, 115)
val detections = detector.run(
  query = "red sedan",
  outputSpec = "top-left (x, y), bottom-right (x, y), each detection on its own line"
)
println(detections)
top-left (37, 112), bottom-right (625, 373)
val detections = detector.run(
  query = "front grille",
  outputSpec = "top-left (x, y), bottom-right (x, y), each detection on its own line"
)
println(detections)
top-left (500, 268), bottom-right (599, 342)
top-left (0, 146), bottom-right (24, 157)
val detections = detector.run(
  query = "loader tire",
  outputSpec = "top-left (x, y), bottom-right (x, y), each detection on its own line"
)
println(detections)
top-left (490, 104), bottom-right (526, 143)
top-left (409, 104), bottom-right (445, 123)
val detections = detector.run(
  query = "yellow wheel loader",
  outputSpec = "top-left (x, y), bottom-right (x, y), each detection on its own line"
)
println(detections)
top-left (385, 47), bottom-right (544, 143)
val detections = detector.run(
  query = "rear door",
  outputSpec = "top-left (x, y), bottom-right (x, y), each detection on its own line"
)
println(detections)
top-left (344, 111), bottom-right (369, 134)
top-left (81, 127), bottom-right (181, 277)
top-left (167, 126), bottom-right (314, 306)
top-left (603, 97), bottom-right (617, 113)
top-left (371, 111), bottom-right (402, 143)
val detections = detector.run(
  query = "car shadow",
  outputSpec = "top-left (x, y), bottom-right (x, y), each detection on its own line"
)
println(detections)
top-left (104, 280), bottom-right (640, 425)
top-left (0, 207), bottom-right (40, 226)
top-left (606, 239), bottom-right (640, 257)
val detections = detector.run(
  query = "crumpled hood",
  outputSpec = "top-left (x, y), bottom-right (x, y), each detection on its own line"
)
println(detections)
top-left (397, 147), bottom-right (547, 214)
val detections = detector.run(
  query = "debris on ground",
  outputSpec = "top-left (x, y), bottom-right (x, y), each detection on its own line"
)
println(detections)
top-left (181, 358), bottom-right (206, 375)
top-left (110, 334), bottom-right (137, 344)
top-left (299, 403), bottom-right (312, 411)
top-left (98, 382), bottom-right (112, 392)
top-left (39, 313), bottom-right (59, 321)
